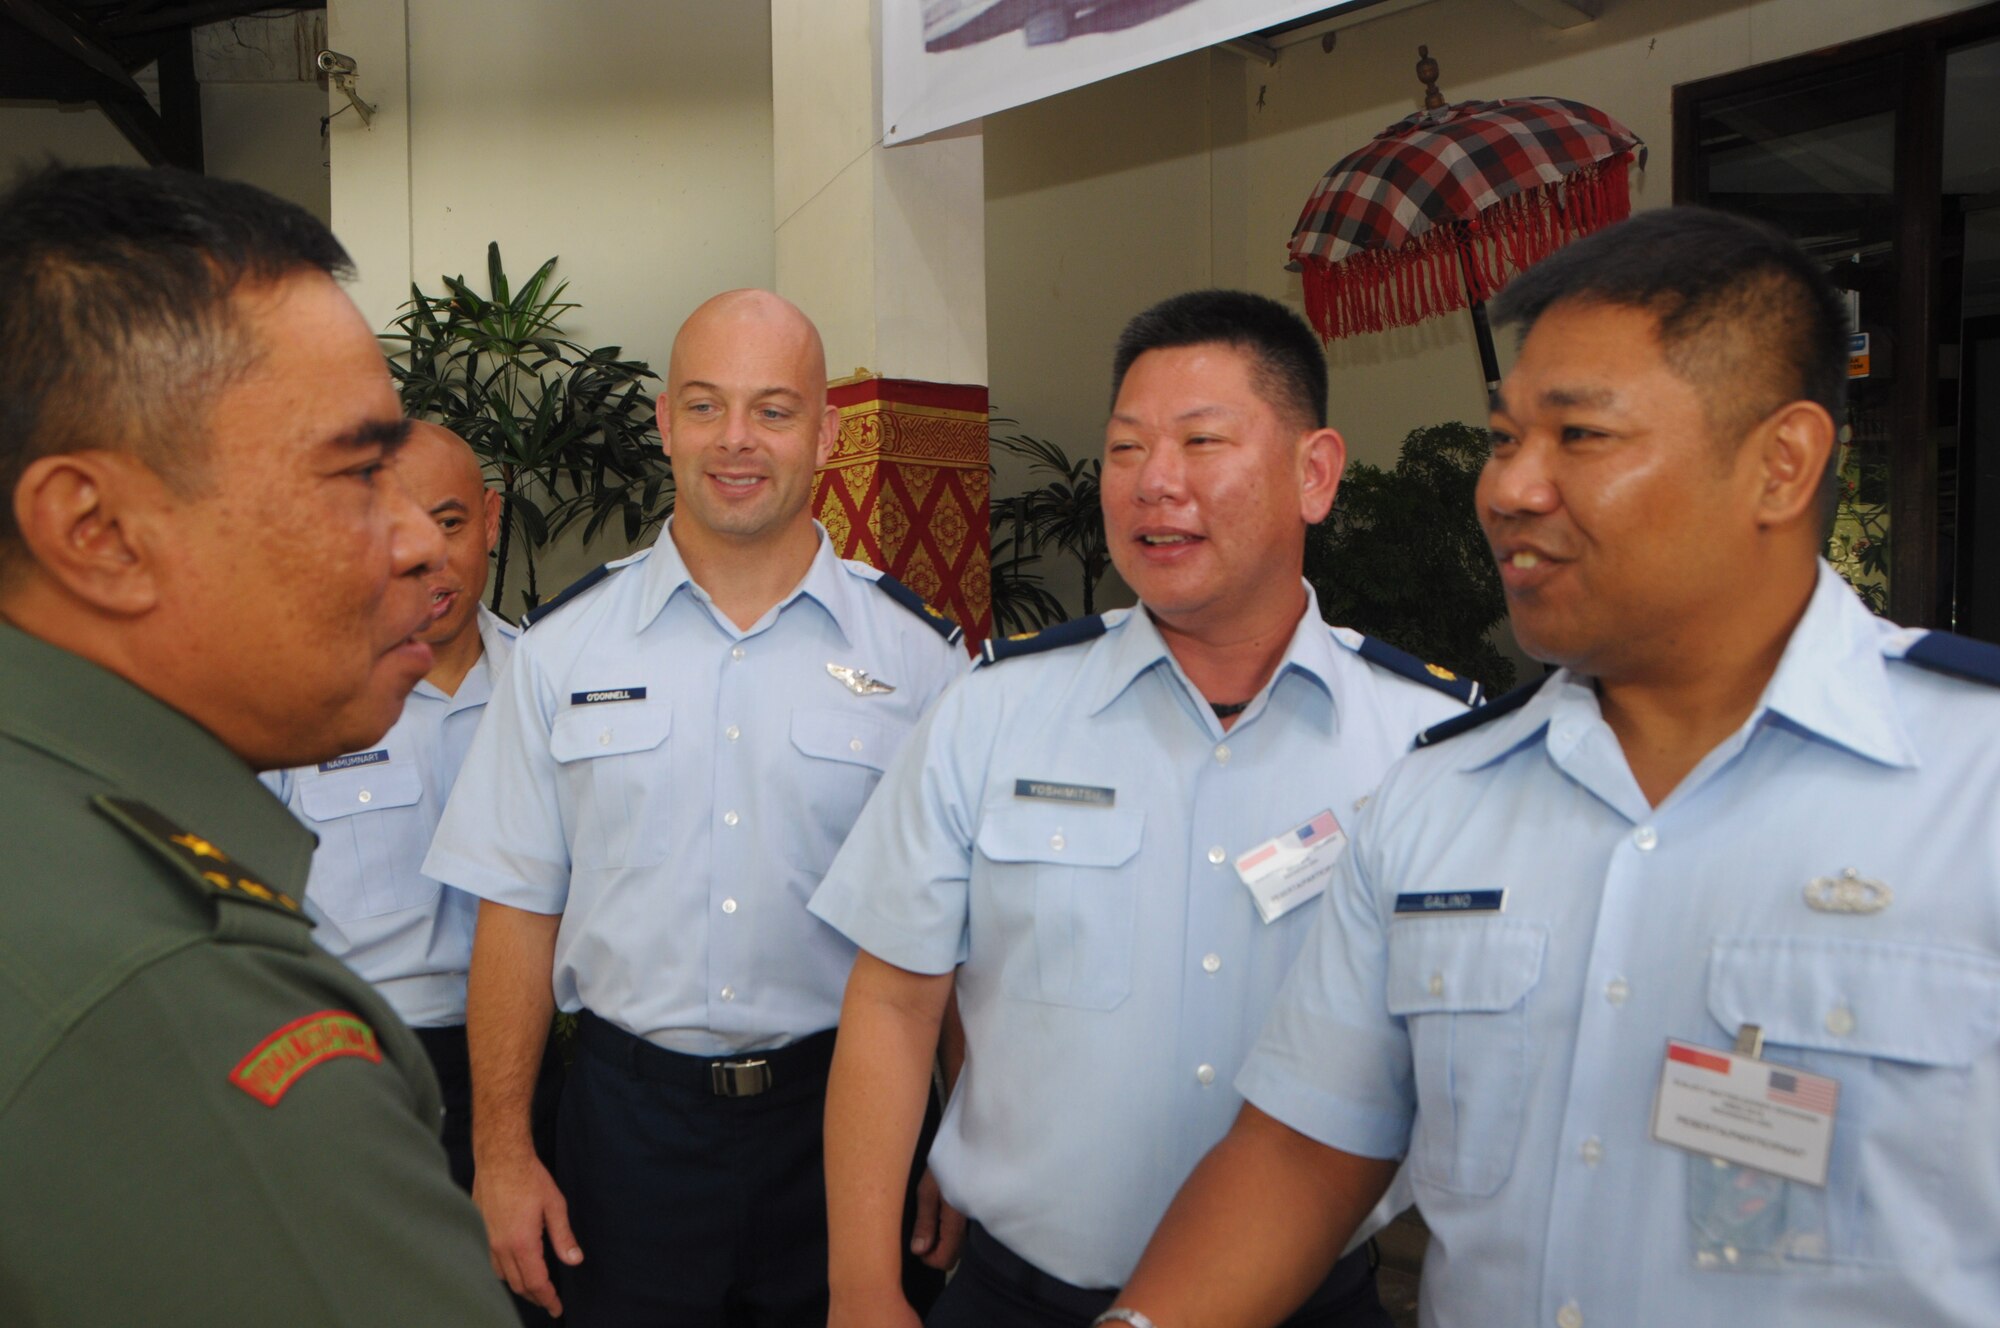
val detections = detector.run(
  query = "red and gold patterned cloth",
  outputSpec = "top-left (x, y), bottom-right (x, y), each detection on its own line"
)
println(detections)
top-left (816, 376), bottom-right (991, 650)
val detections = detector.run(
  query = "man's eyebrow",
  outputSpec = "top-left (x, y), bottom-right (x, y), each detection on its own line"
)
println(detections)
top-left (678, 380), bottom-right (806, 402)
top-left (1541, 385), bottom-right (1619, 410)
top-left (330, 418), bottom-right (413, 452)
top-left (429, 497), bottom-right (470, 517)
top-left (1107, 404), bottom-right (1239, 427)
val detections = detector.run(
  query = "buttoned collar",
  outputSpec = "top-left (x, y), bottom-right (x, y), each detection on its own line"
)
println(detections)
top-left (1085, 581), bottom-right (1343, 728)
top-left (633, 518), bottom-right (853, 646)
top-left (1460, 560), bottom-right (1916, 775)
top-left (0, 625), bottom-right (315, 885)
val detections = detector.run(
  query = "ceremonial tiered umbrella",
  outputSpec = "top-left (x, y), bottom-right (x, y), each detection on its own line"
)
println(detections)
top-left (1288, 47), bottom-right (1644, 392)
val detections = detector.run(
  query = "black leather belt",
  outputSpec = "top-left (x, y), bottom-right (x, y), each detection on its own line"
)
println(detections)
top-left (576, 1010), bottom-right (836, 1098)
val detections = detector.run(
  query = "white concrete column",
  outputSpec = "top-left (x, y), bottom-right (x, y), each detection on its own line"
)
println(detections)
top-left (325, 0), bottom-right (412, 335)
top-left (770, 0), bottom-right (986, 384)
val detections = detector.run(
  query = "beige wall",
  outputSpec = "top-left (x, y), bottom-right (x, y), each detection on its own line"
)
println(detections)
top-left (984, 0), bottom-right (1993, 614)
top-left (329, 0), bottom-right (776, 604)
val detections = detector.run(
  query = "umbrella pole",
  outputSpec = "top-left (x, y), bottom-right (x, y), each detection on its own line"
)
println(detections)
top-left (1456, 245), bottom-right (1503, 399)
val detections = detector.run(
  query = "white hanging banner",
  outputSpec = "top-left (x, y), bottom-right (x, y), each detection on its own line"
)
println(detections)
top-left (884, 0), bottom-right (1372, 145)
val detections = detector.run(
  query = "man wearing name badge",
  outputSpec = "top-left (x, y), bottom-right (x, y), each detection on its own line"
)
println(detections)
top-left (262, 421), bottom-right (563, 1317)
top-left (812, 289), bottom-right (1476, 1328)
top-left (424, 289), bottom-right (965, 1324)
top-left (1107, 208), bottom-right (2000, 1328)
top-left (0, 166), bottom-right (514, 1326)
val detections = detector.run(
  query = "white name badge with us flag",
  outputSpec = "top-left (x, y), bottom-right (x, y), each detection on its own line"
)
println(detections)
top-left (1234, 810), bottom-right (1347, 925)
top-left (1650, 1040), bottom-right (1840, 1187)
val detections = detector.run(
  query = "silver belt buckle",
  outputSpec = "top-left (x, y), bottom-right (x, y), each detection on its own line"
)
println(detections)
top-left (709, 1058), bottom-right (772, 1098)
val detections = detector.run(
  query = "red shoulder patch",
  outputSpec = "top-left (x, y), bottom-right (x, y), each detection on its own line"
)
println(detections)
top-left (230, 1010), bottom-right (382, 1107)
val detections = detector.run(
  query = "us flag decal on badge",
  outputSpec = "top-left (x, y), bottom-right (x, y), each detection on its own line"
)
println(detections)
top-left (230, 1010), bottom-right (381, 1107)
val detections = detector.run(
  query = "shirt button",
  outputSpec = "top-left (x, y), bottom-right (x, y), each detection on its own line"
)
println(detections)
top-left (849, 738), bottom-right (863, 753)
top-left (725, 724), bottom-right (740, 741)
top-left (719, 986), bottom-right (735, 1001)
top-left (1826, 1004), bottom-right (1855, 1037)
top-left (598, 730), bottom-right (612, 746)
top-left (1557, 1303), bottom-right (1583, 1328)
top-left (1202, 953), bottom-right (1221, 974)
top-left (1605, 977), bottom-right (1629, 1006)
top-left (724, 810), bottom-right (740, 827)
top-left (356, 789), bottom-right (372, 804)
top-left (1050, 833), bottom-right (1066, 851)
top-left (1214, 744), bottom-right (1231, 765)
top-left (730, 645), bottom-right (745, 661)
top-left (1580, 1137), bottom-right (1603, 1167)
top-left (1207, 846), bottom-right (1226, 865)
top-left (1196, 1063), bottom-right (1216, 1085)
top-left (1633, 826), bottom-right (1658, 851)
top-left (1428, 972), bottom-right (1445, 996)
top-left (722, 898), bottom-right (738, 914)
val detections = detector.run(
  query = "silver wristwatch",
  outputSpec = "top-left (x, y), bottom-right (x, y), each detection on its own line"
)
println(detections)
top-left (1091, 1310), bottom-right (1161, 1328)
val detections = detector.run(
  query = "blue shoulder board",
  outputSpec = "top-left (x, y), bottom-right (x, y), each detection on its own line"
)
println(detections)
top-left (1354, 635), bottom-right (1483, 707)
top-left (1901, 630), bottom-right (2000, 687)
top-left (521, 562), bottom-right (621, 629)
top-left (1414, 675), bottom-right (1546, 748)
top-left (873, 574), bottom-right (963, 646)
top-left (980, 615), bottom-right (1108, 666)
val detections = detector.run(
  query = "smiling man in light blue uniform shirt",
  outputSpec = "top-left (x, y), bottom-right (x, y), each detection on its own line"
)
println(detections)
top-left (423, 290), bottom-right (963, 1326)
top-left (262, 423), bottom-right (533, 1206)
top-left (813, 291), bottom-right (1475, 1328)
top-left (1112, 210), bottom-right (2000, 1328)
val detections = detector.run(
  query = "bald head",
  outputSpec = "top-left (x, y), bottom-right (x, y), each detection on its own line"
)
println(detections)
top-left (656, 290), bottom-right (839, 555)
top-left (669, 290), bottom-right (829, 410)
top-left (396, 420), bottom-right (501, 651)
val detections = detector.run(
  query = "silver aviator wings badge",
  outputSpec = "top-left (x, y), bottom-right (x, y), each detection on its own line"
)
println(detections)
top-left (827, 662), bottom-right (895, 696)
top-left (1804, 868), bottom-right (1893, 915)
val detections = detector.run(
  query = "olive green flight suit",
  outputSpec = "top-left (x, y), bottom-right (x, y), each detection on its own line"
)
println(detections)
top-left (0, 625), bottom-right (514, 1326)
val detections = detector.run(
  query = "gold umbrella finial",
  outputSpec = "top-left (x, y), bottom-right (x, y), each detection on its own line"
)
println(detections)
top-left (1416, 45), bottom-right (1445, 110)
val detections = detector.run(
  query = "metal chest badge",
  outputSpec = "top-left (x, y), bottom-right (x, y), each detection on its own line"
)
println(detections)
top-left (827, 663), bottom-right (895, 696)
top-left (1804, 868), bottom-right (1893, 915)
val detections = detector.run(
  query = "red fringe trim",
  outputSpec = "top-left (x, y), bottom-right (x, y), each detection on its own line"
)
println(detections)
top-left (1300, 155), bottom-right (1632, 342)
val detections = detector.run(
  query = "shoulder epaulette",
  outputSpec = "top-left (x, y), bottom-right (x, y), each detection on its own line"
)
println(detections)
top-left (91, 795), bottom-right (304, 917)
top-left (1352, 635), bottom-right (1483, 706)
top-left (1414, 675), bottom-right (1547, 748)
top-left (521, 562), bottom-right (622, 629)
top-left (979, 615), bottom-right (1108, 666)
top-left (872, 573), bottom-right (964, 646)
top-left (1900, 630), bottom-right (2000, 687)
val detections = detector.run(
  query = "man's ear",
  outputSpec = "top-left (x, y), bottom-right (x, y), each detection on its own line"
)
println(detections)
top-left (1753, 400), bottom-right (1836, 530)
top-left (480, 486), bottom-right (504, 554)
top-left (816, 403), bottom-right (840, 469)
top-left (655, 389), bottom-right (675, 462)
top-left (11, 451), bottom-right (163, 616)
top-left (1299, 426), bottom-right (1347, 526)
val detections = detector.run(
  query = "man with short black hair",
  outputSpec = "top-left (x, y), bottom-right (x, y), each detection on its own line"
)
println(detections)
top-left (814, 288), bottom-right (1473, 1328)
top-left (1108, 207), bottom-right (2000, 1328)
top-left (0, 165), bottom-right (513, 1326)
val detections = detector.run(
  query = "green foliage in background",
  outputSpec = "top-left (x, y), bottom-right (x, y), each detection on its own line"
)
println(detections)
top-left (1306, 421), bottom-right (1516, 695)
top-left (383, 243), bottom-right (671, 617)
top-left (990, 427), bottom-right (1110, 623)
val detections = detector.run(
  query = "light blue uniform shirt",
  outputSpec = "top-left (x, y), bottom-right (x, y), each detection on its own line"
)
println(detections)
top-left (263, 606), bottom-right (518, 1027)
top-left (809, 589), bottom-right (1465, 1288)
top-left (424, 522), bottom-right (962, 1055)
top-left (1241, 563), bottom-right (2000, 1328)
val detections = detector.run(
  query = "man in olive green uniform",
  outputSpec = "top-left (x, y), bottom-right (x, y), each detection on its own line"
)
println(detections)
top-left (0, 167), bottom-right (516, 1325)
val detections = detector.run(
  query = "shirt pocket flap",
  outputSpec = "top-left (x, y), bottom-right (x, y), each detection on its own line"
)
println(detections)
top-left (298, 760), bottom-right (423, 823)
top-left (1708, 937), bottom-right (2000, 1067)
top-left (1386, 920), bottom-right (1548, 1016)
top-left (549, 702), bottom-right (671, 764)
top-left (789, 708), bottom-right (908, 774)
top-left (975, 802), bottom-right (1144, 868)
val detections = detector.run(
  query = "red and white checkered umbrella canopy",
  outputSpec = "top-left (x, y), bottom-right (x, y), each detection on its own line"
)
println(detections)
top-left (1289, 96), bottom-right (1643, 342)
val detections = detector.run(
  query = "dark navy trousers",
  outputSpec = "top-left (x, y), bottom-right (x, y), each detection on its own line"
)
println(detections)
top-left (926, 1223), bottom-right (1391, 1328)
